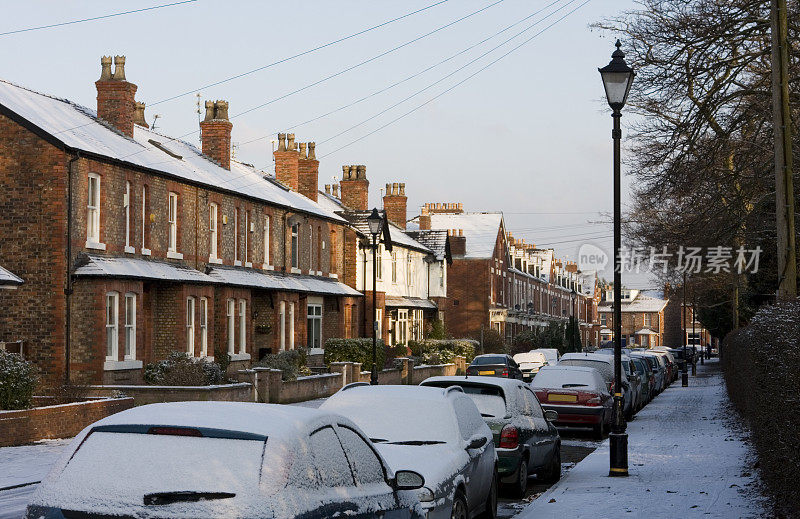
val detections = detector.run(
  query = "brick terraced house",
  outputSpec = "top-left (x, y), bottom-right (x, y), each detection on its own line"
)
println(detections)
top-left (597, 288), bottom-right (667, 347)
top-left (0, 56), bottom-right (361, 386)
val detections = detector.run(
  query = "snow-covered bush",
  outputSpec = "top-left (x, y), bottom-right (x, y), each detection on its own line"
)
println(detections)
top-left (722, 300), bottom-right (800, 516)
top-left (0, 350), bottom-right (37, 410)
top-left (409, 339), bottom-right (477, 365)
top-left (144, 352), bottom-right (226, 386)
top-left (254, 348), bottom-right (311, 381)
top-left (324, 338), bottom-right (386, 369)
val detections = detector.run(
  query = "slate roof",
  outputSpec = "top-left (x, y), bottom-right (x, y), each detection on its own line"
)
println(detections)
top-left (0, 265), bottom-right (23, 287)
top-left (428, 212), bottom-right (503, 259)
top-left (384, 295), bottom-right (437, 310)
top-left (73, 254), bottom-right (217, 284)
top-left (0, 79), bottom-right (344, 224)
top-left (404, 230), bottom-right (449, 262)
top-left (207, 266), bottom-right (361, 297)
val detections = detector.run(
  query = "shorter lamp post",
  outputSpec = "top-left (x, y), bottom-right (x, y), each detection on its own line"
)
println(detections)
top-left (367, 208), bottom-right (383, 385)
top-left (570, 288), bottom-right (577, 352)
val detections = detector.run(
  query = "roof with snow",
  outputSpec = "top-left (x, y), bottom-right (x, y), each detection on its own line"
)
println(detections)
top-left (0, 265), bottom-right (23, 288)
top-left (0, 79), bottom-right (344, 224)
top-left (207, 265), bottom-right (362, 297)
top-left (428, 212), bottom-right (504, 259)
top-left (404, 229), bottom-right (449, 262)
top-left (73, 254), bottom-right (217, 284)
top-left (338, 209), bottom-right (432, 254)
top-left (599, 294), bottom-right (668, 313)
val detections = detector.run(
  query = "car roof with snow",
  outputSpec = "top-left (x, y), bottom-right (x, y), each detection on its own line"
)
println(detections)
top-left (421, 375), bottom-right (527, 391)
top-left (560, 352), bottom-right (615, 363)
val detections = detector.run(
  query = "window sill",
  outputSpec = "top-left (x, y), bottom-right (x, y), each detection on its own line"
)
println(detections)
top-left (309, 347), bottom-right (324, 356)
top-left (264, 265), bottom-right (274, 271)
top-left (85, 241), bottom-right (106, 251)
top-left (290, 267), bottom-right (301, 274)
top-left (124, 246), bottom-right (135, 254)
top-left (315, 270), bottom-right (323, 276)
top-left (229, 353), bottom-right (251, 362)
top-left (234, 260), bottom-right (242, 267)
top-left (104, 359), bottom-right (143, 371)
top-left (328, 273), bottom-right (338, 279)
top-left (245, 262), bottom-right (253, 268)
top-left (141, 248), bottom-right (151, 256)
top-left (167, 251), bottom-right (183, 260)
top-left (209, 256), bottom-right (223, 264)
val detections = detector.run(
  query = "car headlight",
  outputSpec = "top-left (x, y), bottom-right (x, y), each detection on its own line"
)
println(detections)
top-left (417, 486), bottom-right (435, 503)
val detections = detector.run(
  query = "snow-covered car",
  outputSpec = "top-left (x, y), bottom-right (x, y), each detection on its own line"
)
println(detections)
top-left (512, 351), bottom-right (549, 382)
top-left (531, 365), bottom-right (613, 439)
top-left (420, 376), bottom-right (561, 498)
top-left (533, 348), bottom-right (560, 367)
top-left (629, 356), bottom-right (653, 408)
top-left (643, 352), bottom-right (668, 392)
top-left (26, 402), bottom-right (427, 519)
top-left (650, 348), bottom-right (678, 382)
top-left (466, 354), bottom-right (524, 380)
top-left (631, 354), bottom-right (660, 399)
top-left (558, 352), bottom-right (633, 418)
top-left (321, 384), bottom-right (497, 519)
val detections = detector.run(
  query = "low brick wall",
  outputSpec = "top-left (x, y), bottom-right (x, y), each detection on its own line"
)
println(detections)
top-left (0, 398), bottom-right (134, 447)
top-left (411, 363), bottom-right (457, 383)
top-left (85, 383), bottom-right (252, 406)
top-left (278, 373), bottom-right (343, 404)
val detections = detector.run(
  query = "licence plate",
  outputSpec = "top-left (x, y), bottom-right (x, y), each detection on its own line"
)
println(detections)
top-left (478, 370), bottom-right (495, 375)
top-left (549, 394), bottom-right (577, 403)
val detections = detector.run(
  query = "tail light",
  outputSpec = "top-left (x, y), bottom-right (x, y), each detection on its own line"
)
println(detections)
top-left (499, 425), bottom-right (519, 449)
top-left (501, 369), bottom-right (509, 377)
top-left (577, 391), bottom-right (601, 406)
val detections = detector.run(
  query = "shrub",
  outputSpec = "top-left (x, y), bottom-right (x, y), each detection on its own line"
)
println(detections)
top-left (722, 301), bottom-right (800, 516)
top-left (144, 352), bottom-right (226, 386)
top-left (481, 329), bottom-right (506, 354)
top-left (428, 319), bottom-right (447, 340)
top-left (324, 338), bottom-right (385, 370)
top-left (408, 339), bottom-right (477, 365)
top-left (255, 348), bottom-right (311, 381)
top-left (0, 350), bottom-right (37, 410)
top-left (214, 346), bottom-right (231, 373)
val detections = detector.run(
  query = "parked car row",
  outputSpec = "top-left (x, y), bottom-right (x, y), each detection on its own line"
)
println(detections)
top-left (28, 373), bottom-right (566, 519)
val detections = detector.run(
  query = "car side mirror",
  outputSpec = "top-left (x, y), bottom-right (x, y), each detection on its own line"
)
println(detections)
top-left (394, 470), bottom-right (425, 491)
top-left (466, 435), bottom-right (487, 450)
top-left (544, 409), bottom-right (558, 422)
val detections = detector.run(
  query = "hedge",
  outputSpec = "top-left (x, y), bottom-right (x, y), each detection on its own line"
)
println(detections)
top-left (409, 339), bottom-right (477, 365)
top-left (722, 301), bottom-right (800, 517)
top-left (255, 348), bottom-right (311, 381)
top-left (0, 350), bottom-right (37, 410)
top-left (144, 352), bottom-right (226, 386)
top-left (324, 338), bottom-right (386, 370)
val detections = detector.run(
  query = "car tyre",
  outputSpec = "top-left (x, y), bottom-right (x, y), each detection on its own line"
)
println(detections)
top-left (508, 457), bottom-right (528, 499)
top-left (451, 490), bottom-right (468, 519)
top-left (477, 472), bottom-right (498, 519)
top-left (540, 446), bottom-right (561, 483)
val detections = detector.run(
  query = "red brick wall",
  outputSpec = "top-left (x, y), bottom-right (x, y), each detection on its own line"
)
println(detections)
top-left (274, 150), bottom-right (299, 191)
top-left (0, 398), bottom-right (134, 447)
top-left (445, 258), bottom-right (490, 338)
top-left (383, 188), bottom-right (407, 229)
top-left (298, 157), bottom-right (319, 202)
top-left (95, 79), bottom-right (137, 138)
top-left (199, 119), bottom-right (232, 170)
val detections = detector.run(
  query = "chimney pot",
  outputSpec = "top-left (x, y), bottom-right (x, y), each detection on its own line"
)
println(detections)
top-left (399, 183), bottom-right (405, 195)
top-left (214, 100), bottom-right (229, 120)
top-left (112, 55), bottom-right (126, 80)
top-left (277, 133), bottom-right (287, 152)
top-left (203, 101), bottom-right (215, 122)
top-left (385, 183), bottom-right (391, 194)
top-left (133, 102), bottom-right (148, 128)
top-left (325, 184), bottom-right (331, 194)
top-left (459, 229), bottom-right (463, 236)
top-left (342, 165), bottom-right (349, 179)
top-left (299, 142), bottom-right (307, 159)
top-left (308, 142), bottom-right (316, 160)
top-left (287, 133), bottom-right (296, 151)
top-left (99, 56), bottom-right (113, 81)
top-left (332, 184), bottom-right (339, 198)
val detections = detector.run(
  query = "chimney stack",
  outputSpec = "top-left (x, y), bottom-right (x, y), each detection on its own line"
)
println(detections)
top-left (133, 101), bottom-right (148, 128)
top-left (419, 205), bottom-right (431, 230)
top-left (383, 181), bottom-right (407, 229)
top-left (297, 141), bottom-right (319, 201)
top-left (340, 164), bottom-right (369, 211)
top-left (423, 202), bottom-right (464, 215)
top-left (199, 100), bottom-right (233, 170)
top-left (274, 133), bottom-right (299, 189)
top-left (449, 228), bottom-right (467, 256)
top-left (95, 55), bottom-right (138, 138)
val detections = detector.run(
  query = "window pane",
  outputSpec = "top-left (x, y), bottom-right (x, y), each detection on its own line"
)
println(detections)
top-left (309, 427), bottom-right (353, 487)
top-left (336, 426), bottom-right (385, 485)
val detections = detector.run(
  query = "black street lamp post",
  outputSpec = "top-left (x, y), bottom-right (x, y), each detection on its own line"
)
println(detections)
top-left (570, 288), bottom-right (577, 352)
top-left (682, 271), bottom-right (689, 387)
top-left (599, 39), bottom-right (635, 478)
top-left (367, 208), bottom-right (383, 385)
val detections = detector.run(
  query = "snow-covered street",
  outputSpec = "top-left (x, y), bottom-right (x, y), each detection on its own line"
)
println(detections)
top-left (517, 358), bottom-right (768, 518)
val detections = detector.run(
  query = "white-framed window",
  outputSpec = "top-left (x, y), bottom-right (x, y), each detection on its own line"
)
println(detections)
top-left (406, 253), bottom-right (413, 287)
top-left (643, 313), bottom-right (651, 327)
top-left (397, 309), bottom-right (408, 345)
top-left (168, 192), bottom-right (178, 252)
top-left (376, 245), bottom-right (383, 280)
top-left (291, 224), bottom-right (299, 269)
top-left (209, 203), bottom-right (218, 260)
top-left (105, 292), bottom-right (118, 361)
top-left (288, 302), bottom-right (295, 350)
top-left (141, 185), bottom-right (148, 251)
top-left (227, 299), bottom-right (235, 354)
top-left (412, 309), bottom-right (424, 341)
top-left (263, 215), bottom-right (271, 267)
top-left (279, 301), bottom-right (286, 351)
top-left (238, 299), bottom-right (247, 354)
top-left (124, 181), bottom-right (131, 249)
top-left (199, 297), bottom-right (208, 357)
top-left (376, 308), bottom-right (383, 340)
top-left (87, 173), bottom-right (101, 243)
top-left (600, 314), bottom-right (608, 326)
top-left (391, 252), bottom-right (397, 283)
top-left (124, 293), bottom-right (136, 360)
top-left (234, 209), bottom-right (240, 263)
top-left (244, 211), bottom-right (250, 265)
top-left (309, 224), bottom-right (314, 271)
top-left (186, 297), bottom-right (195, 356)
top-left (307, 304), bottom-right (322, 349)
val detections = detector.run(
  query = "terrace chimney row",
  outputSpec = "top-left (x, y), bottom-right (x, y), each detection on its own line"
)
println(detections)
top-left (200, 100), bottom-right (233, 170)
top-left (274, 133), bottom-right (319, 201)
top-left (340, 165), bottom-right (369, 211)
top-left (96, 55), bottom-right (138, 138)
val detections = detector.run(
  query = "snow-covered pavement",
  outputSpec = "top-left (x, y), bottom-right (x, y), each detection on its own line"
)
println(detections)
top-left (517, 359), bottom-right (768, 518)
top-left (0, 439), bottom-right (71, 519)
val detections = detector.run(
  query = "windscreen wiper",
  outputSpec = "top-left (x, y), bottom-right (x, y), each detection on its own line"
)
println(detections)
top-left (387, 440), bottom-right (446, 445)
top-left (144, 491), bottom-right (235, 506)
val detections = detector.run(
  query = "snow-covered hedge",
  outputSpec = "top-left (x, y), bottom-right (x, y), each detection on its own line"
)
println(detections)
top-left (409, 339), bottom-right (477, 365)
top-left (722, 300), bottom-right (800, 516)
top-left (144, 352), bottom-right (226, 386)
top-left (254, 348), bottom-right (311, 381)
top-left (324, 338), bottom-right (386, 370)
top-left (0, 350), bottom-right (37, 410)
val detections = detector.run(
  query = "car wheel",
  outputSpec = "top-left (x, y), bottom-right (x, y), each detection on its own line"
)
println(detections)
top-left (451, 490), bottom-right (468, 519)
top-left (477, 472), bottom-right (498, 519)
top-left (510, 457), bottom-right (528, 498)
top-left (541, 446), bottom-right (561, 483)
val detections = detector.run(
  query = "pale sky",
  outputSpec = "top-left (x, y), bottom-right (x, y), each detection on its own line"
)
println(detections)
top-left (0, 0), bottom-right (656, 289)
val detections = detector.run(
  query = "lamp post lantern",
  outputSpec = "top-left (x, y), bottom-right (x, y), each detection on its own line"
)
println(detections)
top-left (367, 208), bottom-right (383, 385)
top-left (599, 39), bottom-right (634, 478)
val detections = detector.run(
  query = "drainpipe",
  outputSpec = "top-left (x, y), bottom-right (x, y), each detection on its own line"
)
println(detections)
top-left (65, 152), bottom-right (80, 385)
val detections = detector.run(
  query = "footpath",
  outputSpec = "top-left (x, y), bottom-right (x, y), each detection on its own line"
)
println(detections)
top-left (518, 358), bottom-right (769, 519)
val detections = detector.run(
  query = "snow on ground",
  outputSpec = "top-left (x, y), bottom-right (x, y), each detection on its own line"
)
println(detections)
top-left (0, 439), bottom-right (71, 519)
top-left (518, 359), bottom-right (768, 518)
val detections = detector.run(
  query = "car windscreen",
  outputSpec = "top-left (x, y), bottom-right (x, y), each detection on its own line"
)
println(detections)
top-left (472, 356), bottom-right (507, 366)
top-left (56, 432), bottom-right (267, 503)
top-left (558, 359), bottom-right (613, 382)
top-left (531, 368), bottom-right (603, 391)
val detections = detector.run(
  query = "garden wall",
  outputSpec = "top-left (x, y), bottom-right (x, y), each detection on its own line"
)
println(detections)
top-left (85, 383), bottom-right (252, 406)
top-left (0, 397), bottom-right (134, 447)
